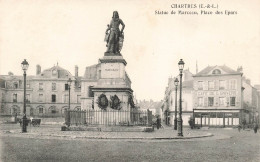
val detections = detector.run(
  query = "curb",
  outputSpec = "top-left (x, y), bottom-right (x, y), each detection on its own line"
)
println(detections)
top-left (20, 132), bottom-right (213, 140)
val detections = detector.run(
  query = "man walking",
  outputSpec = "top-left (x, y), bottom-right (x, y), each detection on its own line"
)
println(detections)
top-left (253, 122), bottom-right (258, 133)
top-left (156, 116), bottom-right (161, 130)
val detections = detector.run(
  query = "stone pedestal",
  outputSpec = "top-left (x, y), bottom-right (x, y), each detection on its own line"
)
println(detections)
top-left (92, 55), bottom-right (133, 111)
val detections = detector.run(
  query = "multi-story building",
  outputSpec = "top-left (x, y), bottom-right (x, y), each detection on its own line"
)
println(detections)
top-left (193, 65), bottom-right (244, 127)
top-left (254, 85), bottom-right (260, 123)
top-left (242, 77), bottom-right (258, 123)
top-left (162, 69), bottom-right (194, 126)
top-left (0, 64), bottom-right (81, 117)
top-left (163, 65), bottom-right (259, 128)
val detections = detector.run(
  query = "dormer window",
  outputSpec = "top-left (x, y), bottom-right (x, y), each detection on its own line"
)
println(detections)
top-left (212, 69), bottom-right (221, 74)
top-left (52, 69), bottom-right (57, 75)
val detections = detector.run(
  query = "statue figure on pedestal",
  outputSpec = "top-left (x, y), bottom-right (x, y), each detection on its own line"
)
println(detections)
top-left (104, 11), bottom-right (125, 55)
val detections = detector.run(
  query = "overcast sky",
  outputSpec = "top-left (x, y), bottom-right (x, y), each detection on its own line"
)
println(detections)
top-left (0, 0), bottom-right (260, 101)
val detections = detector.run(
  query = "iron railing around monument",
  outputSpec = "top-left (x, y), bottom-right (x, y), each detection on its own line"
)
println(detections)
top-left (65, 110), bottom-right (86, 126)
top-left (64, 109), bottom-right (153, 126)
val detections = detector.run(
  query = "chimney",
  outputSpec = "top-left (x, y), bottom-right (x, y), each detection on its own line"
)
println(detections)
top-left (246, 79), bottom-right (251, 85)
top-left (36, 65), bottom-right (41, 75)
top-left (237, 66), bottom-right (243, 73)
top-left (75, 65), bottom-right (78, 77)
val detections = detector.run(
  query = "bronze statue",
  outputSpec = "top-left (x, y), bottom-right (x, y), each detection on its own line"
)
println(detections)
top-left (105, 11), bottom-right (125, 55)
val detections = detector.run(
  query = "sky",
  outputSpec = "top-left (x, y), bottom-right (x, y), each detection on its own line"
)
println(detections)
top-left (0, 0), bottom-right (260, 101)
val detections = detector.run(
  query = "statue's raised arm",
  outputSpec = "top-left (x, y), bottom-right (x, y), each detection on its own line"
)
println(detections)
top-left (104, 11), bottom-right (125, 56)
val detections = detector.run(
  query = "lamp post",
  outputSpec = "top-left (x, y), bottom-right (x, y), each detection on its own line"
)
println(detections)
top-left (67, 78), bottom-right (72, 110)
top-left (174, 78), bottom-right (179, 130)
top-left (66, 78), bottom-right (72, 127)
top-left (21, 59), bottom-right (29, 133)
top-left (178, 59), bottom-right (184, 136)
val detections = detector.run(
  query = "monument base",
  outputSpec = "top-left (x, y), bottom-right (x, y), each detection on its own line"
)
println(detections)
top-left (104, 52), bottom-right (122, 56)
top-left (99, 55), bottom-right (127, 66)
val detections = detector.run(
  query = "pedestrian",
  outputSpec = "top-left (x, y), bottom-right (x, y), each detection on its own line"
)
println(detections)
top-left (15, 113), bottom-right (17, 123)
top-left (156, 117), bottom-right (160, 130)
top-left (238, 125), bottom-right (241, 132)
top-left (242, 119), bottom-right (246, 130)
top-left (30, 116), bottom-right (34, 126)
top-left (253, 123), bottom-right (258, 134)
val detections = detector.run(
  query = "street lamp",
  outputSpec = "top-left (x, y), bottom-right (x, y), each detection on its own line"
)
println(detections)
top-left (174, 78), bottom-right (179, 130)
top-left (67, 78), bottom-right (72, 110)
top-left (21, 59), bottom-right (29, 133)
top-left (178, 59), bottom-right (184, 136)
top-left (66, 78), bottom-right (72, 127)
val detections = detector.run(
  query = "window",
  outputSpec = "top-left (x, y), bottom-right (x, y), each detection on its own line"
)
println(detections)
top-left (26, 83), bottom-right (30, 88)
top-left (49, 106), bottom-right (57, 114)
top-left (64, 94), bottom-right (68, 103)
top-left (52, 94), bottom-right (56, 102)
top-left (39, 83), bottom-right (43, 90)
top-left (208, 97), bottom-right (214, 107)
top-left (52, 69), bottom-right (57, 75)
top-left (230, 97), bottom-right (236, 106)
top-left (198, 81), bottom-right (203, 90)
top-left (26, 94), bottom-right (30, 103)
top-left (219, 97), bottom-right (225, 106)
top-left (39, 94), bottom-right (43, 102)
top-left (14, 82), bottom-right (18, 89)
top-left (65, 84), bottom-right (69, 90)
top-left (219, 80), bottom-right (225, 90)
top-left (208, 81), bottom-right (214, 90)
top-left (212, 69), bottom-right (221, 74)
top-left (88, 86), bottom-right (94, 97)
top-left (77, 95), bottom-right (81, 103)
top-left (13, 94), bottom-right (17, 102)
top-left (230, 80), bottom-right (236, 90)
top-left (39, 107), bottom-right (43, 114)
top-left (52, 83), bottom-right (56, 91)
top-left (198, 97), bottom-right (203, 107)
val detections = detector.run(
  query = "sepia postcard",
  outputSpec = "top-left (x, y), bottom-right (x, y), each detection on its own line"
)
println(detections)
top-left (0, 0), bottom-right (260, 161)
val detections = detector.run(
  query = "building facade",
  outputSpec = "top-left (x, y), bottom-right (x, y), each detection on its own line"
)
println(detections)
top-left (162, 65), bottom-right (259, 127)
top-left (162, 69), bottom-right (194, 126)
top-left (193, 65), bottom-right (243, 127)
top-left (254, 85), bottom-right (260, 123)
top-left (0, 64), bottom-right (81, 117)
top-left (242, 78), bottom-right (258, 124)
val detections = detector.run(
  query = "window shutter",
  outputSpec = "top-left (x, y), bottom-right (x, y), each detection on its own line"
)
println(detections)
top-left (194, 81), bottom-right (198, 90)
top-left (226, 97), bottom-right (229, 107)
top-left (214, 97), bottom-right (218, 106)
top-left (215, 80), bottom-right (219, 90)
top-left (226, 80), bottom-right (229, 90)
top-left (203, 81), bottom-right (208, 90)
top-left (235, 97), bottom-right (239, 106)
top-left (237, 96), bottom-right (240, 102)
top-left (234, 80), bottom-right (237, 90)
top-left (204, 97), bottom-right (208, 107)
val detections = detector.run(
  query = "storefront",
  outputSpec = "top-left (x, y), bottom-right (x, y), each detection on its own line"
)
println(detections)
top-left (193, 109), bottom-right (248, 127)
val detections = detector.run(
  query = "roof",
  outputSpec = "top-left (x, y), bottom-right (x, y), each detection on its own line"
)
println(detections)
top-left (254, 85), bottom-right (260, 90)
top-left (0, 65), bottom-right (73, 80)
top-left (38, 65), bottom-right (72, 79)
top-left (194, 65), bottom-right (242, 77)
top-left (0, 75), bottom-right (35, 80)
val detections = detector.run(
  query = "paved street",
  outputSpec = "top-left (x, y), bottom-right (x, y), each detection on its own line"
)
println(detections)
top-left (0, 124), bottom-right (260, 162)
